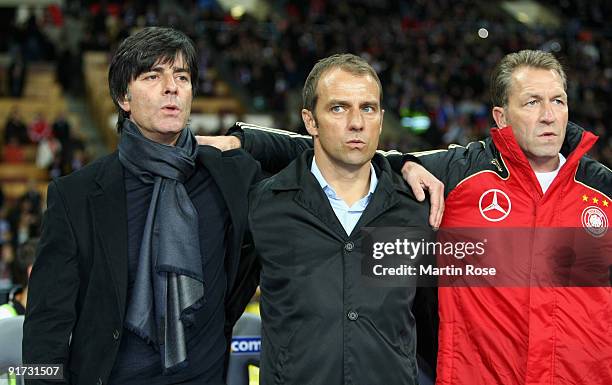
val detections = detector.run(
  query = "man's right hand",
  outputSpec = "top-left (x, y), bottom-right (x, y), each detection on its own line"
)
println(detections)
top-left (401, 161), bottom-right (445, 229)
top-left (195, 135), bottom-right (241, 151)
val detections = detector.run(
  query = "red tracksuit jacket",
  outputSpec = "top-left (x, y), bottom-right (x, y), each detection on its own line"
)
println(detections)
top-left (415, 123), bottom-right (611, 385)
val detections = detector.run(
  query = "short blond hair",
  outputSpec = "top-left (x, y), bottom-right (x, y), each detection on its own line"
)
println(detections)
top-left (490, 50), bottom-right (566, 107)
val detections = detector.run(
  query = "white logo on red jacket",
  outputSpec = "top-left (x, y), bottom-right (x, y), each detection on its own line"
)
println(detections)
top-left (581, 206), bottom-right (608, 237)
top-left (479, 189), bottom-right (512, 222)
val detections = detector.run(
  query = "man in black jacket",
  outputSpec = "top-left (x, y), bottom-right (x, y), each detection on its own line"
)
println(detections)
top-left (23, 27), bottom-right (258, 385)
top-left (246, 54), bottom-right (434, 385)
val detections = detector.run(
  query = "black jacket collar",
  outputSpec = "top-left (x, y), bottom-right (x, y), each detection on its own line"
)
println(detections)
top-left (269, 149), bottom-right (412, 194)
top-left (267, 149), bottom-right (415, 238)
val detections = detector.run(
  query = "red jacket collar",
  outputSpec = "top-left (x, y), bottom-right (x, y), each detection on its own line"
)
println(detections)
top-left (490, 125), bottom-right (598, 173)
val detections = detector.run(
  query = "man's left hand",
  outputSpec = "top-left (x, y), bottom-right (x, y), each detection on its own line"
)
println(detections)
top-left (401, 161), bottom-right (445, 229)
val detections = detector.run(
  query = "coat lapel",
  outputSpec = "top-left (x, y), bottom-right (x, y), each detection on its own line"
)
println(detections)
top-left (271, 150), bottom-right (350, 241)
top-left (89, 153), bottom-right (129, 321)
top-left (353, 156), bottom-right (403, 231)
top-left (293, 187), bottom-right (348, 240)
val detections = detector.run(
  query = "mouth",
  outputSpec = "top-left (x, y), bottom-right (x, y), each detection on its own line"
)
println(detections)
top-left (538, 132), bottom-right (557, 138)
top-left (346, 139), bottom-right (366, 149)
top-left (161, 105), bottom-right (181, 115)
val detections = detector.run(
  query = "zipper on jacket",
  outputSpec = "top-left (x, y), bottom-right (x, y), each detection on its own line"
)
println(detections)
top-left (524, 202), bottom-right (542, 383)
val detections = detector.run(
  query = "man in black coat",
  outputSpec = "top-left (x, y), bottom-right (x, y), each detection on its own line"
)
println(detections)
top-left (245, 54), bottom-right (435, 385)
top-left (23, 27), bottom-right (258, 385)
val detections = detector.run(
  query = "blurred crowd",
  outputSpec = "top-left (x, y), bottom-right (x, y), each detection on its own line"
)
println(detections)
top-left (0, 0), bottom-right (611, 293)
top-left (4, 107), bottom-right (87, 175)
top-left (0, 181), bottom-right (42, 300)
top-left (0, 107), bottom-right (86, 294)
top-left (4, 0), bottom-right (610, 160)
top-left (208, 0), bottom-right (612, 164)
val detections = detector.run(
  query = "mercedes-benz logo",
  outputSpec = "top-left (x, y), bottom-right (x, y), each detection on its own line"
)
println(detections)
top-left (479, 189), bottom-right (512, 222)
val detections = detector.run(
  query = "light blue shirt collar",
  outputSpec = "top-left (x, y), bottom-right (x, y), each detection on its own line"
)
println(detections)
top-left (310, 156), bottom-right (377, 197)
top-left (310, 156), bottom-right (378, 235)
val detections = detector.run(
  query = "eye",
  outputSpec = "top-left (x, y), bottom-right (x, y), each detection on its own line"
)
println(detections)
top-left (525, 100), bottom-right (538, 106)
top-left (362, 105), bottom-right (376, 113)
top-left (143, 74), bottom-right (158, 80)
top-left (552, 98), bottom-right (565, 105)
top-left (177, 75), bottom-right (191, 82)
top-left (331, 105), bottom-right (345, 113)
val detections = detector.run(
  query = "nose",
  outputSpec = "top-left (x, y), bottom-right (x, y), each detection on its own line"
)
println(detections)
top-left (163, 74), bottom-right (178, 94)
top-left (540, 101), bottom-right (556, 124)
top-left (348, 108), bottom-right (365, 131)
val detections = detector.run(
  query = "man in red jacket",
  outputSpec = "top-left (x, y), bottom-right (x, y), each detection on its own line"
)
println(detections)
top-left (400, 49), bottom-right (611, 385)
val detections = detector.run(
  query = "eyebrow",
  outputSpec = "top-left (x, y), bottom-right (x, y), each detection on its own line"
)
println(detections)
top-left (326, 99), bottom-right (379, 106)
top-left (522, 92), bottom-right (566, 100)
top-left (147, 66), bottom-right (191, 74)
top-left (551, 93), bottom-right (567, 99)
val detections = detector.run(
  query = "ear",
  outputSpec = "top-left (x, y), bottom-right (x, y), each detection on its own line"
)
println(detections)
top-left (379, 109), bottom-right (385, 135)
top-left (118, 92), bottom-right (131, 113)
top-left (302, 109), bottom-right (318, 137)
top-left (492, 106), bottom-right (507, 128)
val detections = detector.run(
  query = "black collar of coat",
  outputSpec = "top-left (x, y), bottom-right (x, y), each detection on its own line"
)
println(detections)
top-left (265, 149), bottom-right (417, 238)
top-left (92, 147), bottom-right (249, 238)
top-left (268, 148), bottom-right (413, 197)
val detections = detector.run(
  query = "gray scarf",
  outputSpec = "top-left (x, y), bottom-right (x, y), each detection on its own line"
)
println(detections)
top-left (119, 120), bottom-right (204, 374)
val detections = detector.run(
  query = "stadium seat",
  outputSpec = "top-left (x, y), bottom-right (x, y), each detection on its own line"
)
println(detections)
top-left (0, 315), bottom-right (24, 385)
top-left (227, 312), bottom-right (261, 385)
